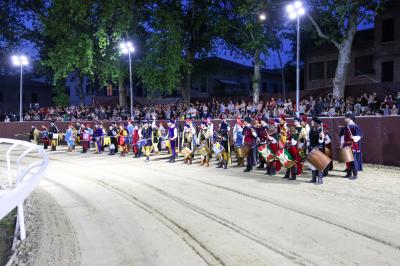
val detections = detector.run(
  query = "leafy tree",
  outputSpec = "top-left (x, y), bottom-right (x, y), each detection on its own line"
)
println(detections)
top-left (217, 0), bottom-right (284, 103)
top-left (307, 0), bottom-right (386, 98)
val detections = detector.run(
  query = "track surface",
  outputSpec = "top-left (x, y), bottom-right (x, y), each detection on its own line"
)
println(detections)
top-left (16, 148), bottom-right (400, 265)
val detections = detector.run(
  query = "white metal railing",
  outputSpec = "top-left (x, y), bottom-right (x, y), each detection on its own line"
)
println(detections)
top-left (0, 138), bottom-right (48, 247)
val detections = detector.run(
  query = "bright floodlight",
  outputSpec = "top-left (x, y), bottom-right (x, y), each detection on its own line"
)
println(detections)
top-left (11, 55), bottom-right (29, 66)
top-left (120, 41), bottom-right (135, 54)
top-left (286, 1), bottom-right (305, 19)
top-left (259, 13), bottom-right (267, 21)
top-left (294, 1), bottom-right (303, 8)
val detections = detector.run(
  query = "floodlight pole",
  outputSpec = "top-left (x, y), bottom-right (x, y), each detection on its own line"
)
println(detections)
top-left (19, 64), bottom-right (23, 122)
top-left (296, 15), bottom-right (301, 117)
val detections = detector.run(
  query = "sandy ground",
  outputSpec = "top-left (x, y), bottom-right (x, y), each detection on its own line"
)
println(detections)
top-left (5, 147), bottom-right (400, 266)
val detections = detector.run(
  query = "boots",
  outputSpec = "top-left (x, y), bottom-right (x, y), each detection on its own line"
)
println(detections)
top-left (188, 157), bottom-right (192, 165)
top-left (350, 170), bottom-right (358, 180)
top-left (184, 158), bottom-right (188, 164)
top-left (314, 172), bottom-right (323, 185)
top-left (244, 164), bottom-right (252, 172)
top-left (216, 160), bottom-right (223, 168)
top-left (223, 161), bottom-right (227, 169)
top-left (283, 169), bottom-right (290, 179)
top-left (345, 169), bottom-right (352, 178)
top-left (308, 171), bottom-right (317, 183)
top-left (200, 158), bottom-right (205, 166)
top-left (289, 167), bottom-right (297, 180)
top-left (257, 162), bottom-right (265, 169)
top-left (205, 159), bottom-right (209, 167)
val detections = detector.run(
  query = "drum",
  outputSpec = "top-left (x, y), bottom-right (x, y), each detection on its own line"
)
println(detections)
top-left (198, 144), bottom-right (211, 156)
top-left (325, 146), bottom-right (332, 158)
top-left (241, 144), bottom-right (252, 158)
top-left (276, 149), bottom-right (296, 169)
top-left (104, 136), bottom-right (111, 146)
top-left (306, 148), bottom-right (332, 172)
top-left (258, 145), bottom-right (276, 163)
top-left (212, 142), bottom-right (224, 155)
top-left (337, 146), bottom-right (354, 163)
top-left (181, 147), bottom-right (192, 158)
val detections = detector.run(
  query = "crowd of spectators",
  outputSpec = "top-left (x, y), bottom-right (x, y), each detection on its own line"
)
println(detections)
top-left (2, 92), bottom-right (399, 122)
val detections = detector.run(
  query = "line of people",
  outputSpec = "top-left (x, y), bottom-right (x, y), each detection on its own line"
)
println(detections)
top-left (31, 112), bottom-right (363, 185)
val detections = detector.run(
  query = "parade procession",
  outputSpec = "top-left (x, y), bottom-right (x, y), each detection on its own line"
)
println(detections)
top-left (30, 112), bottom-right (363, 185)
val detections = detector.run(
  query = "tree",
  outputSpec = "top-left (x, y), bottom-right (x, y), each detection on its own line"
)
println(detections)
top-left (307, 0), bottom-right (385, 98)
top-left (218, 0), bottom-right (284, 103)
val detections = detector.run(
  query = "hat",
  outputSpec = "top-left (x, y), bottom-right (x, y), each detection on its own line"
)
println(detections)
top-left (274, 118), bottom-right (280, 124)
top-left (312, 116), bottom-right (322, 125)
top-left (301, 115), bottom-right (308, 123)
top-left (268, 119), bottom-right (275, 125)
top-left (169, 119), bottom-right (175, 124)
top-left (345, 112), bottom-right (355, 121)
top-left (323, 123), bottom-right (329, 130)
top-left (244, 117), bottom-right (252, 124)
top-left (280, 114), bottom-right (286, 121)
top-left (261, 117), bottom-right (269, 123)
top-left (294, 117), bottom-right (302, 123)
top-left (201, 121), bottom-right (207, 126)
top-left (220, 121), bottom-right (228, 130)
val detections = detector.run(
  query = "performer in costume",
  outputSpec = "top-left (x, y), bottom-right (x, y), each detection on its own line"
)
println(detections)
top-left (41, 125), bottom-right (49, 150)
top-left (233, 118), bottom-right (245, 167)
top-left (118, 123), bottom-right (128, 157)
top-left (49, 121), bottom-right (59, 151)
top-left (340, 112), bottom-right (363, 179)
top-left (80, 124), bottom-right (91, 153)
top-left (278, 115), bottom-right (287, 148)
top-left (323, 123), bottom-right (333, 175)
top-left (216, 119), bottom-right (230, 169)
top-left (126, 120), bottom-right (134, 153)
top-left (182, 119), bottom-right (196, 165)
top-left (29, 125), bottom-right (40, 145)
top-left (167, 120), bottom-right (178, 163)
top-left (265, 120), bottom-right (281, 175)
top-left (107, 124), bottom-right (118, 155)
top-left (243, 117), bottom-right (257, 172)
top-left (308, 117), bottom-right (325, 184)
top-left (132, 123), bottom-right (141, 158)
top-left (141, 120), bottom-right (153, 162)
top-left (151, 121), bottom-right (161, 155)
top-left (197, 121), bottom-right (211, 166)
top-left (93, 123), bottom-right (104, 154)
top-left (284, 118), bottom-right (306, 180)
top-left (65, 124), bottom-right (75, 152)
top-left (256, 118), bottom-right (269, 169)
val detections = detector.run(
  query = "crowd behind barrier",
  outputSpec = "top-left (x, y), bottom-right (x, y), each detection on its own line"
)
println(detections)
top-left (1, 92), bottom-right (399, 122)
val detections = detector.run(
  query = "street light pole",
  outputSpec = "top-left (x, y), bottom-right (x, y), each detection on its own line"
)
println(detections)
top-left (286, 1), bottom-right (305, 117)
top-left (296, 15), bottom-right (301, 117)
top-left (19, 63), bottom-right (23, 122)
top-left (128, 49), bottom-right (133, 119)
top-left (12, 55), bottom-right (28, 122)
top-left (120, 41), bottom-right (135, 119)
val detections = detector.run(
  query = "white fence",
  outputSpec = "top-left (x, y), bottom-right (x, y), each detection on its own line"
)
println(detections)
top-left (0, 138), bottom-right (48, 246)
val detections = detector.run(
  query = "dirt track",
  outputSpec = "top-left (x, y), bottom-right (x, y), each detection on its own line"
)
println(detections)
top-left (12, 148), bottom-right (400, 265)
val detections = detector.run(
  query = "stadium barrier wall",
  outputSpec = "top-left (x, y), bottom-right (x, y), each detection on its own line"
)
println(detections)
top-left (0, 116), bottom-right (399, 166)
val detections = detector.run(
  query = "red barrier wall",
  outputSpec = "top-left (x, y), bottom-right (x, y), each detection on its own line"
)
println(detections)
top-left (1, 116), bottom-right (399, 166)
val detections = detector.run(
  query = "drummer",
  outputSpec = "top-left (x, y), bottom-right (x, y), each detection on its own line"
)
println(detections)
top-left (182, 118), bottom-right (196, 165)
top-left (167, 119), bottom-right (178, 163)
top-left (49, 121), bottom-right (59, 151)
top-left (256, 117), bottom-right (269, 170)
top-left (233, 118), bottom-right (245, 167)
top-left (340, 112), bottom-right (363, 180)
top-left (323, 123), bottom-right (333, 175)
top-left (284, 118), bottom-right (306, 180)
top-left (243, 117), bottom-right (257, 172)
top-left (216, 118), bottom-right (230, 169)
top-left (308, 117), bottom-right (325, 184)
top-left (197, 121), bottom-right (211, 167)
top-left (265, 120), bottom-right (281, 175)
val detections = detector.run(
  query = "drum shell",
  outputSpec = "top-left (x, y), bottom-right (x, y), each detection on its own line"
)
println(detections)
top-left (198, 145), bottom-right (210, 156)
top-left (276, 149), bottom-right (296, 169)
top-left (337, 147), bottom-right (354, 163)
top-left (306, 148), bottom-right (332, 172)
top-left (181, 147), bottom-right (192, 158)
top-left (241, 145), bottom-right (252, 158)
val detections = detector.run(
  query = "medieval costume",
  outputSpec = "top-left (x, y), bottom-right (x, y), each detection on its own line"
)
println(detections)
top-left (233, 118), bottom-right (245, 167)
top-left (256, 118), bottom-right (269, 169)
top-left (216, 119), bottom-right (230, 169)
top-left (93, 124), bottom-right (104, 154)
top-left (284, 118), bottom-right (306, 180)
top-left (80, 124), bottom-right (91, 153)
top-left (265, 120), bottom-right (281, 175)
top-left (308, 117), bottom-right (325, 184)
top-left (65, 124), bottom-right (76, 152)
top-left (182, 119), bottom-right (196, 164)
top-left (49, 121), bottom-right (59, 151)
top-left (118, 124), bottom-right (128, 157)
top-left (132, 123), bottom-right (141, 158)
top-left (141, 120), bottom-right (153, 162)
top-left (243, 117), bottom-right (257, 172)
top-left (340, 112), bottom-right (363, 179)
top-left (107, 125), bottom-right (118, 155)
top-left (41, 125), bottom-right (49, 150)
top-left (29, 125), bottom-right (40, 145)
top-left (197, 121), bottom-right (211, 166)
top-left (167, 120), bottom-right (178, 163)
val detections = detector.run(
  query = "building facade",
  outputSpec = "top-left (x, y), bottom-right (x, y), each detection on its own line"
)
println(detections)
top-left (191, 57), bottom-right (284, 98)
top-left (304, 4), bottom-right (400, 95)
